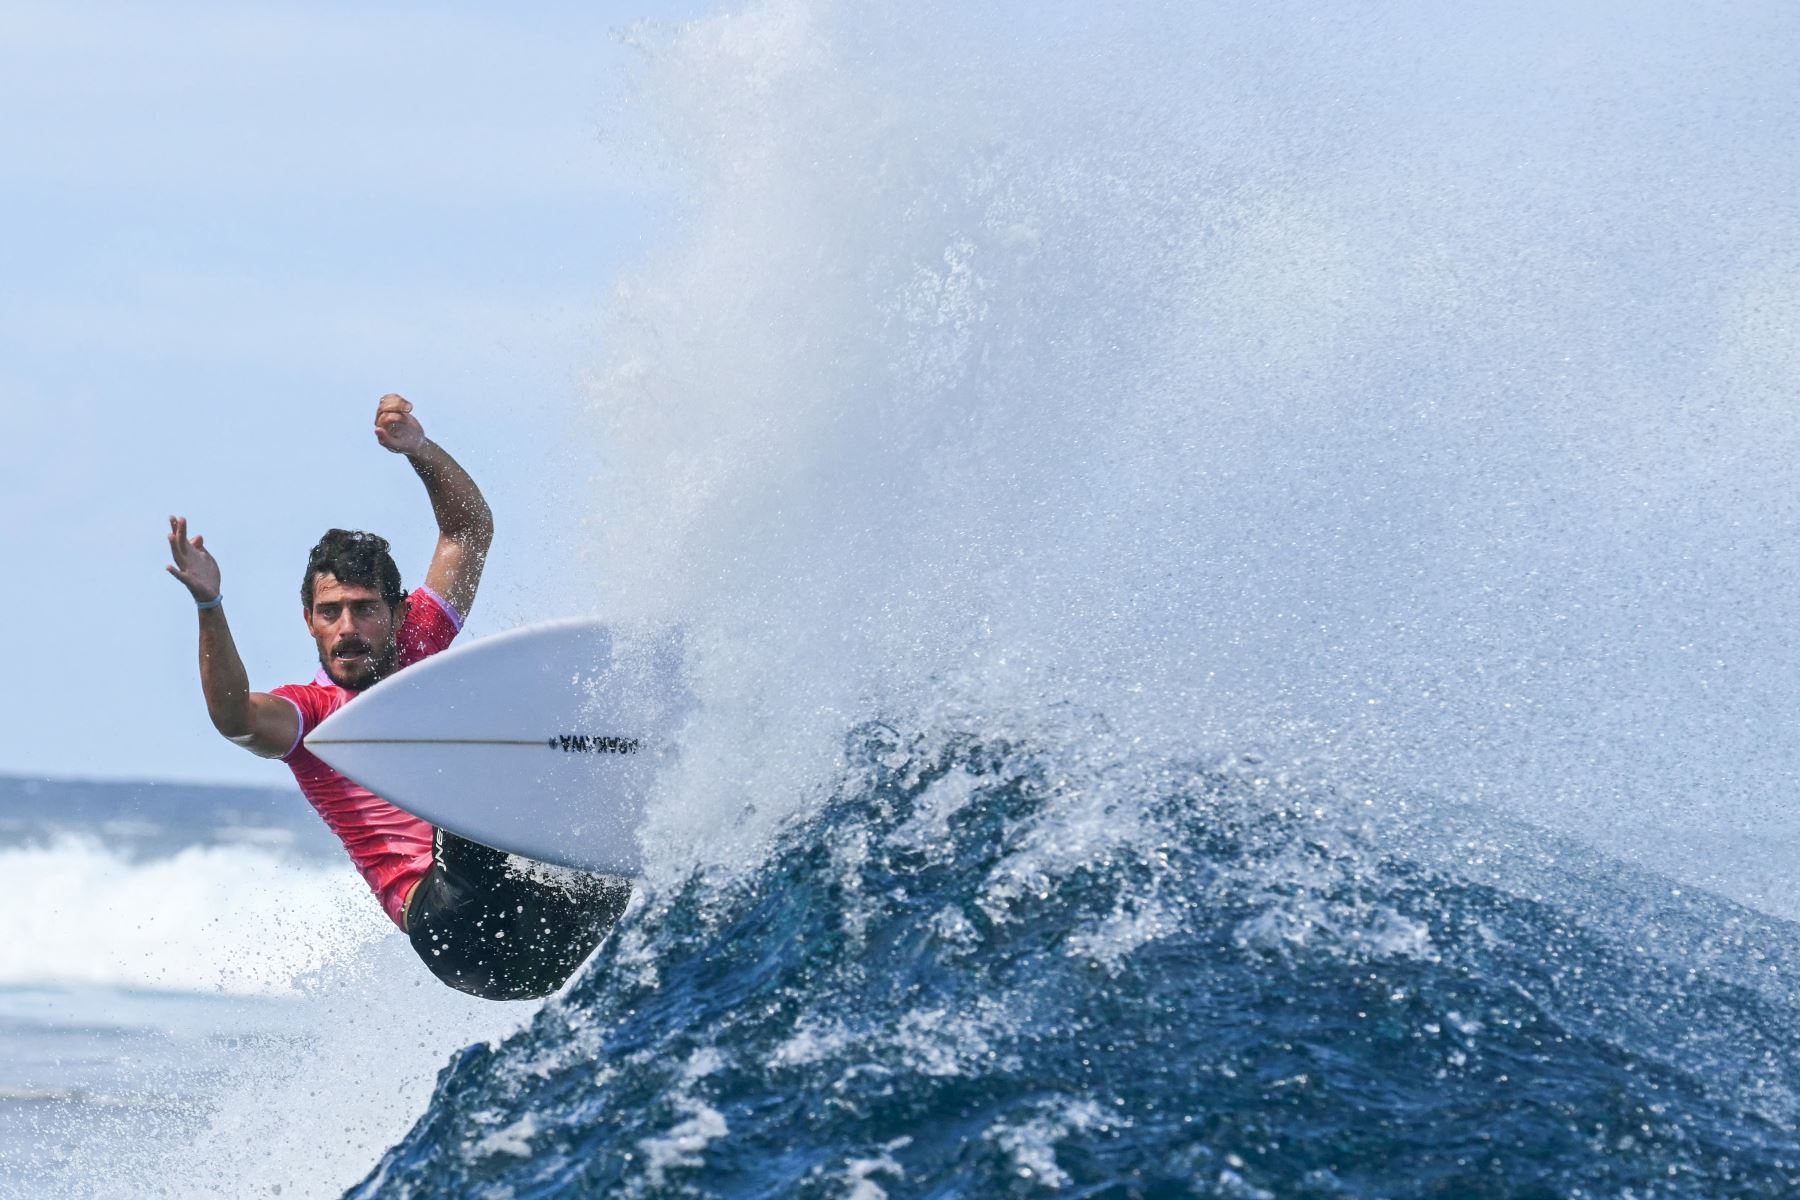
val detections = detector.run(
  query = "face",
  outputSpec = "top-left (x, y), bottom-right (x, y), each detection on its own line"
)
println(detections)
top-left (305, 574), bottom-right (409, 691)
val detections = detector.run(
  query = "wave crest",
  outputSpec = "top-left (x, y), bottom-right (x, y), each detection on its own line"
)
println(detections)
top-left (353, 726), bottom-right (1800, 1197)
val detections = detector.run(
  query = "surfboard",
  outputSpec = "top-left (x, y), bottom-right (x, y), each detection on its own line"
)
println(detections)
top-left (303, 620), bottom-right (687, 876)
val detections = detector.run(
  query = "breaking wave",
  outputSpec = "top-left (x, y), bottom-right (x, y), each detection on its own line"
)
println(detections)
top-left (355, 726), bottom-right (1800, 1197)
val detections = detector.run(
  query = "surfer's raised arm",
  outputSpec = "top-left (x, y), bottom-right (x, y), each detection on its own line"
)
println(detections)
top-left (163, 403), bottom-right (622, 1000)
top-left (165, 516), bottom-right (302, 758)
top-left (373, 394), bottom-right (494, 620)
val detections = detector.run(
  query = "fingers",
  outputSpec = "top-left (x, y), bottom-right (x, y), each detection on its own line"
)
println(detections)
top-left (167, 516), bottom-right (209, 566)
top-left (377, 393), bottom-right (412, 415)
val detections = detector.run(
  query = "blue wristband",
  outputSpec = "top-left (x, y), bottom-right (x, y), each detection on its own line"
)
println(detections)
top-left (196, 593), bottom-right (224, 611)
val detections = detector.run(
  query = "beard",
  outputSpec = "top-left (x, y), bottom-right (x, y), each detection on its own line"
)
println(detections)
top-left (319, 637), bottom-right (401, 692)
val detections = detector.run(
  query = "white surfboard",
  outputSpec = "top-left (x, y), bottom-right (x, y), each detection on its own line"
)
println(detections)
top-left (303, 620), bottom-right (687, 876)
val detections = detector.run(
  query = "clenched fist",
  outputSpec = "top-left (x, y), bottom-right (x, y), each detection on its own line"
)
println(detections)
top-left (374, 394), bottom-right (427, 455)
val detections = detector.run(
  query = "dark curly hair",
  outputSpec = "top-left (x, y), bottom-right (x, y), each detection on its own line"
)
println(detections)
top-left (301, 529), bottom-right (406, 610)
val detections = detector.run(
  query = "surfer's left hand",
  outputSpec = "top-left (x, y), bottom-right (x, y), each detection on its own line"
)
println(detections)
top-left (374, 394), bottom-right (427, 455)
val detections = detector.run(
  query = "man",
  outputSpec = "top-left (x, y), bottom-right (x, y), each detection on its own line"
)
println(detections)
top-left (166, 395), bottom-right (626, 1000)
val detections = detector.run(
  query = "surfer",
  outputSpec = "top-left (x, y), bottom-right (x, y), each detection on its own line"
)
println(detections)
top-left (165, 394), bottom-right (627, 1001)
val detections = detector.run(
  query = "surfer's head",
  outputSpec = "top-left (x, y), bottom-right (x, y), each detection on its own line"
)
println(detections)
top-left (302, 529), bottom-right (409, 691)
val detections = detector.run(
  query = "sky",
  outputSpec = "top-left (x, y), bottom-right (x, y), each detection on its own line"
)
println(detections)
top-left (1, 1), bottom-right (704, 784)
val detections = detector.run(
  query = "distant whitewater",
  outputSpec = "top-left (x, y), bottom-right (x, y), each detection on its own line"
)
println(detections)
top-left (0, 774), bottom-right (365, 996)
top-left (0, 776), bottom-right (523, 1199)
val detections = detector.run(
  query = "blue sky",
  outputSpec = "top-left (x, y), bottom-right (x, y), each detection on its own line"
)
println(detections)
top-left (2, 1), bottom-right (702, 783)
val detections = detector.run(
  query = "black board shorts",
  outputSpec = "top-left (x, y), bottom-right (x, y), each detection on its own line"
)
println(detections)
top-left (405, 828), bottom-right (631, 1001)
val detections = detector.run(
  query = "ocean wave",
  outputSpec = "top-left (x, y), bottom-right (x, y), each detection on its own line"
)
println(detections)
top-left (0, 836), bottom-right (390, 996)
top-left (350, 726), bottom-right (1800, 1198)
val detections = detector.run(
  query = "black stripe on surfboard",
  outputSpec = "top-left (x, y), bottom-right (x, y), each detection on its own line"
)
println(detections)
top-left (308, 735), bottom-right (642, 754)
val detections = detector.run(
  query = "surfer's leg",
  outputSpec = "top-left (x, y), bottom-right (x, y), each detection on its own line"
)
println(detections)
top-left (407, 828), bottom-right (630, 1001)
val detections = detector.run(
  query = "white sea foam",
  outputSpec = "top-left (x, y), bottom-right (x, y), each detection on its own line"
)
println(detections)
top-left (985, 1099), bottom-right (1109, 1190)
top-left (1, 833), bottom-right (540, 1199)
top-left (0, 835), bottom-right (386, 996)
top-left (469, 1112), bottom-right (540, 1160)
top-left (769, 1015), bottom-right (853, 1068)
top-left (887, 768), bottom-right (983, 856)
top-left (889, 998), bottom-right (1020, 1078)
top-left (1065, 898), bottom-right (1183, 976)
top-left (832, 1138), bottom-right (910, 1199)
top-left (52, 930), bottom-right (533, 1200)
top-left (633, 1099), bottom-right (731, 1192)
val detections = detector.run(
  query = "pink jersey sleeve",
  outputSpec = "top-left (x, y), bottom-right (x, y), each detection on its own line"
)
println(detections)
top-left (270, 682), bottom-right (330, 759)
top-left (397, 586), bottom-right (462, 666)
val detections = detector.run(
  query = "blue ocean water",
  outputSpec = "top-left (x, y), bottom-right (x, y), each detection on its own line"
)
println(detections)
top-left (348, 727), bottom-right (1800, 1198)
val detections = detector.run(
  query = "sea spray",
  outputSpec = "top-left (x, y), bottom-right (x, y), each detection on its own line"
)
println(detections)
top-left (584, 0), bottom-right (1800, 895)
top-left (352, 0), bottom-right (1800, 1192)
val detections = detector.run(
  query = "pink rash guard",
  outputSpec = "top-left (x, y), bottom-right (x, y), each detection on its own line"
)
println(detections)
top-left (270, 586), bottom-right (463, 928)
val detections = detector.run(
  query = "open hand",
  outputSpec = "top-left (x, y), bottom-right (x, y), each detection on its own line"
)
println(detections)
top-left (374, 393), bottom-right (427, 454)
top-left (166, 516), bottom-right (222, 603)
